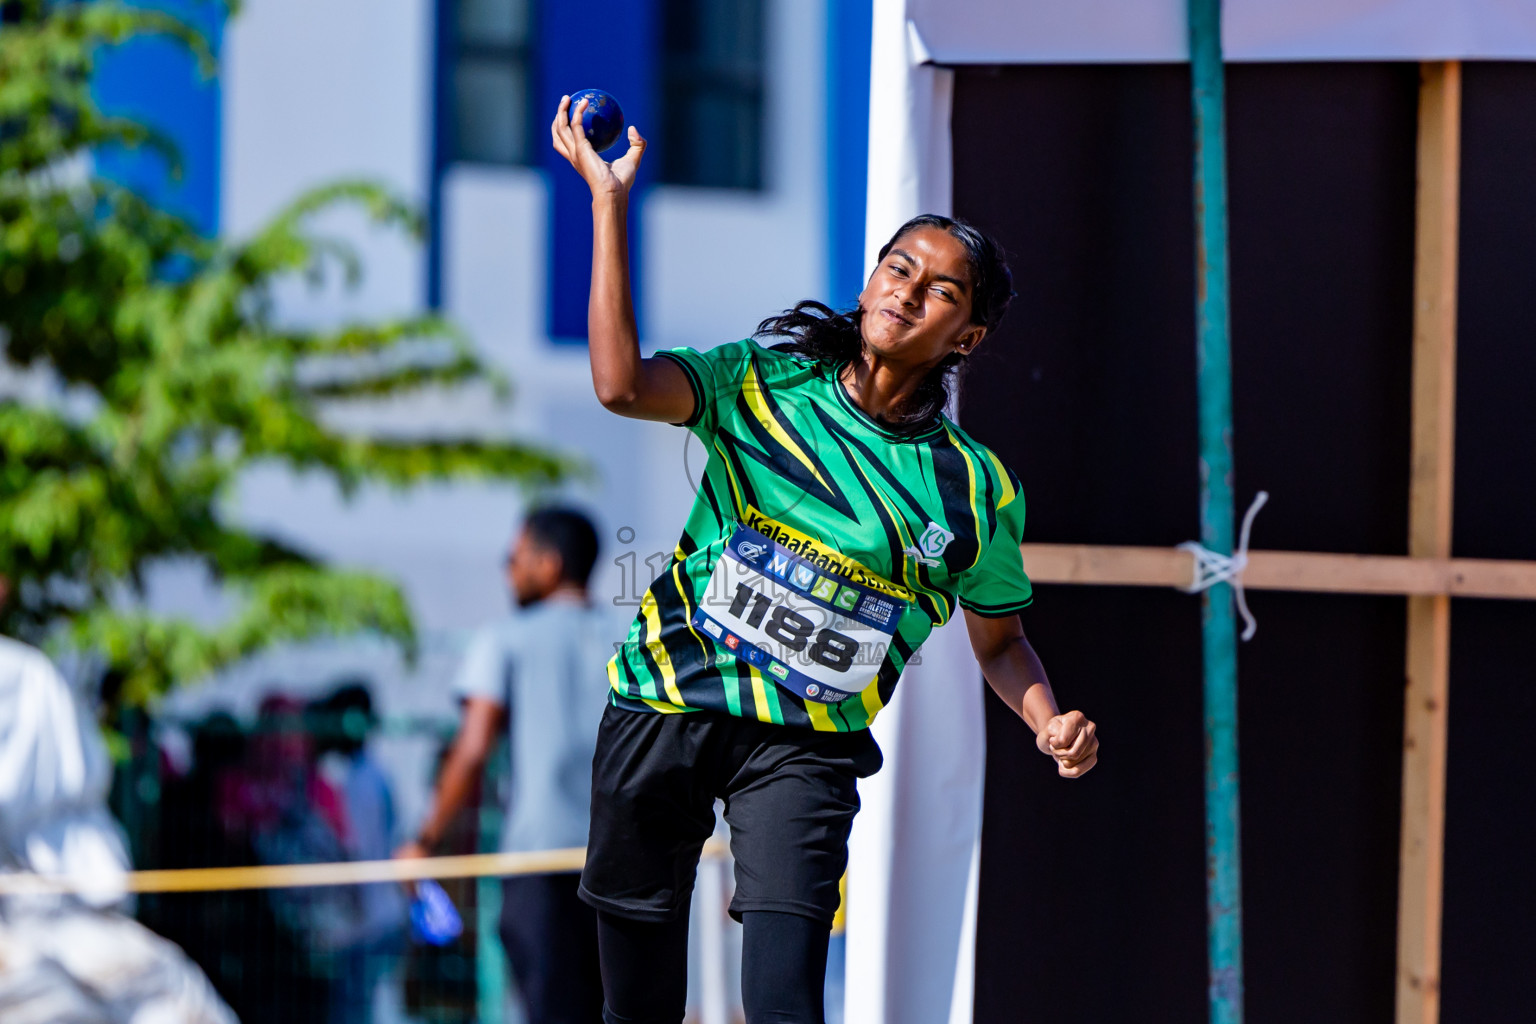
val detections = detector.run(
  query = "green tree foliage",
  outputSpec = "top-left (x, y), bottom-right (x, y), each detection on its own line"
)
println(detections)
top-left (0, 0), bottom-right (570, 706)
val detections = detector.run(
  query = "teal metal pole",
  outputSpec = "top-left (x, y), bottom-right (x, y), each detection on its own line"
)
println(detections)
top-left (1188, 2), bottom-right (1243, 1022)
top-left (476, 873), bottom-right (509, 1023)
top-left (476, 772), bottom-right (510, 1022)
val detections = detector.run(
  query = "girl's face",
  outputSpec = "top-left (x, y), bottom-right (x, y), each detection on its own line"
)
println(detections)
top-left (857, 226), bottom-right (986, 368)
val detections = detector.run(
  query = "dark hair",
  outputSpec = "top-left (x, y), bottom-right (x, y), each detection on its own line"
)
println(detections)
top-left (523, 506), bottom-right (600, 585)
top-left (307, 680), bottom-right (377, 755)
top-left (755, 214), bottom-right (1014, 426)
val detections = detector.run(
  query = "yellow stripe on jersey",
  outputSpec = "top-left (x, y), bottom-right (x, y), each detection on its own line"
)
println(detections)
top-left (945, 425), bottom-right (985, 569)
top-left (832, 873), bottom-right (848, 934)
top-left (742, 362), bottom-right (834, 493)
top-left (843, 457), bottom-right (954, 624)
top-left (609, 650), bottom-right (658, 701)
top-left (757, 665), bottom-right (784, 723)
top-left (859, 673), bottom-right (886, 722)
top-left (672, 562), bottom-right (712, 658)
top-left (640, 590), bottom-right (686, 706)
top-left (637, 696), bottom-right (690, 714)
top-left (747, 664), bottom-right (775, 723)
top-left (712, 439), bottom-right (747, 515)
top-left (985, 448), bottom-right (1018, 509)
top-left (803, 696), bottom-right (838, 732)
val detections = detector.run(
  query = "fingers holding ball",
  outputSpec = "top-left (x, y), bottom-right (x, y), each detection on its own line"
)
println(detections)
top-left (568, 88), bottom-right (626, 153)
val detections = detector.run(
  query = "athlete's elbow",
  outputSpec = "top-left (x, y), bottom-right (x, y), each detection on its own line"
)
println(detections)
top-left (595, 380), bottom-right (641, 413)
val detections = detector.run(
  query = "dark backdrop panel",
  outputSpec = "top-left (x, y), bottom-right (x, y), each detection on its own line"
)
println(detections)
top-left (1226, 65), bottom-right (1418, 556)
top-left (1440, 602), bottom-right (1536, 1022)
top-left (954, 63), bottom-right (1417, 1024)
top-left (1454, 62), bottom-right (1536, 562)
top-left (1234, 591), bottom-right (1406, 1020)
top-left (955, 66), bottom-right (1208, 1023)
top-left (956, 65), bottom-right (1199, 548)
top-left (982, 589), bottom-right (1208, 1022)
top-left (1439, 63), bottom-right (1536, 1024)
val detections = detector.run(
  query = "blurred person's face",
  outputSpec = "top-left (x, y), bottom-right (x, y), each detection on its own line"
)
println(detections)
top-left (253, 704), bottom-right (312, 776)
top-left (505, 527), bottom-right (564, 607)
top-left (858, 225), bottom-right (985, 369)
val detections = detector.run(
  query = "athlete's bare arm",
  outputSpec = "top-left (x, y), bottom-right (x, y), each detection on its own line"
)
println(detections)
top-left (549, 96), bottom-right (696, 423)
top-left (963, 609), bottom-right (1099, 778)
top-left (395, 696), bottom-right (505, 859)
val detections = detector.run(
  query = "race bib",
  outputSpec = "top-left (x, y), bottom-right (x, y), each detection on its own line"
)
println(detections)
top-left (692, 521), bottom-right (911, 704)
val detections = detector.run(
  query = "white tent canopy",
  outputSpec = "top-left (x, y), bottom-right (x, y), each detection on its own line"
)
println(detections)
top-left (905, 0), bottom-right (1536, 65)
top-left (848, 4), bottom-right (1534, 1024)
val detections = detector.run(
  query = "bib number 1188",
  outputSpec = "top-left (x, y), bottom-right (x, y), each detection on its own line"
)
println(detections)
top-left (727, 582), bottom-right (857, 672)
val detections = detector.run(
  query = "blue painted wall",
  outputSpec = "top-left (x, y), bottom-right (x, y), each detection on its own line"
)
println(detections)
top-left (430, 0), bottom-right (864, 336)
top-left (92, 0), bottom-right (223, 236)
top-left (826, 0), bottom-right (872, 310)
top-left (540, 0), bottom-right (656, 342)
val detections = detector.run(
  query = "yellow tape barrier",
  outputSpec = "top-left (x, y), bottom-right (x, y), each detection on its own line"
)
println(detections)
top-left (0, 841), bottom-right (732, 895)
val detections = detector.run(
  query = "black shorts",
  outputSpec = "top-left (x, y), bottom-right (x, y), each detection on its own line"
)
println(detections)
top-left (578, 703), bottom-right (883, 926)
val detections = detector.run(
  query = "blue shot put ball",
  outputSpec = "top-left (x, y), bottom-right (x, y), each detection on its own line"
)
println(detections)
top-left (571, 88), bottom-right (626, 153)
top-left (409, 879), bottom-right (462, 947)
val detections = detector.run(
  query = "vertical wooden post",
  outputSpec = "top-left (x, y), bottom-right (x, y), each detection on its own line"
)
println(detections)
top-left (1397, 59), bottom-right (1460, 1024)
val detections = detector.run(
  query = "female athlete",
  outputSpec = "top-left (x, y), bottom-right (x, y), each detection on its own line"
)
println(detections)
top-left (552, 95), bottom-right (1099, 1024)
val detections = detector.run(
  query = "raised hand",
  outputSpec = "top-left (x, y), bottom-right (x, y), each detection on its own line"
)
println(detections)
top-left (550, 94), bottom-right (647, 200)
top-left (1037, 710), bottom-right (1099, 778)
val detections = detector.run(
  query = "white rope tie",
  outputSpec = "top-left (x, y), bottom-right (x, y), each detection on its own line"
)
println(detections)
top-left (1177, 491), bottom-right (1269, 641)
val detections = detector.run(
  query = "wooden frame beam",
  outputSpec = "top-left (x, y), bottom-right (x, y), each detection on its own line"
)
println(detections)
top-left (1398, 59), bottom-right (1461, 1024)
top-left (1018, 543), bottom-right (1536, 600)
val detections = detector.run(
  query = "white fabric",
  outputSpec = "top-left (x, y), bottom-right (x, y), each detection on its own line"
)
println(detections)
top-left (862, 10), bottom-right (954, 275)
top-left (1225, 0), bottom-right (1536, 61)
top-left (0, 904), bottom-right (236, 1024)
top-left (0, 637), bottom-right (129, 909)
top-left (845, 620), bottom-right (985, 1024)
top-left (846, 7), bottom-right (985, 1024)
top-left (903, 0), bottom-right (1536, 63)
top-left (0, 637), bottom-right (236, 1022)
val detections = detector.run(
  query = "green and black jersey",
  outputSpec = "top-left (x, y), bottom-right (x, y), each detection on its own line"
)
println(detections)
top-left (607, 338), bottom-right (1033, 733)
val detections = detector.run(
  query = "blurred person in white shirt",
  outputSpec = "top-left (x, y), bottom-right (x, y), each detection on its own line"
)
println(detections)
top-left (396, 508), bottom-right (617, 1024)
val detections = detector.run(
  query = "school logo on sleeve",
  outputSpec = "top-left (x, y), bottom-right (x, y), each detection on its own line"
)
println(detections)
top-left (905, 521), bottom-right (955, 567)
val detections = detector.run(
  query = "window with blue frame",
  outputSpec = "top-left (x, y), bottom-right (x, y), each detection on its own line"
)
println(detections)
top-left (446, 0), bottom-right (538, 165)
top-left (658, 0), bottom-right (764, 190)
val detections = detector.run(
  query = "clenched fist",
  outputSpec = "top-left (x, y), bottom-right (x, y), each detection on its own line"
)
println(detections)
top-left (1037, 710), bottom-right (1098, 778)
